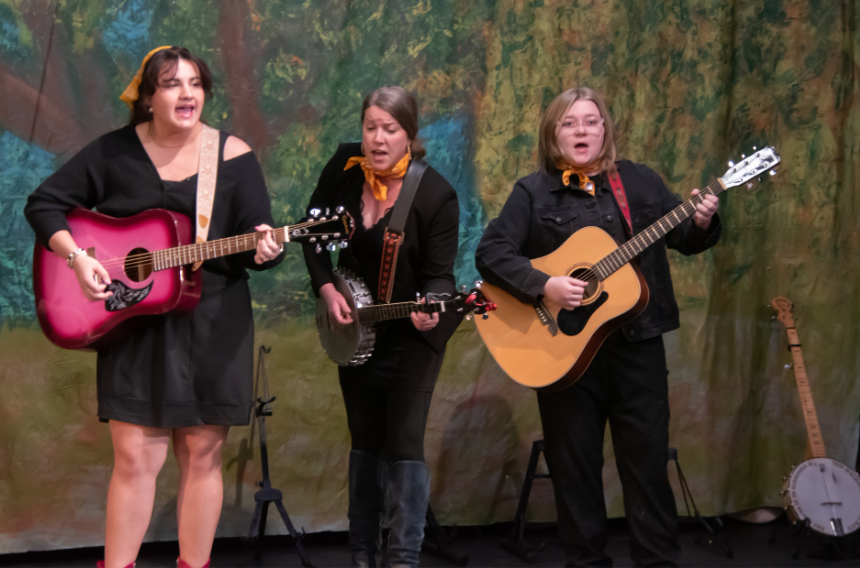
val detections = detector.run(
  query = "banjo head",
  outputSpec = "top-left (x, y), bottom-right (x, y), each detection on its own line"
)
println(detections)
top-left (783, 457), bottom-right (860, 536)
top-left (315, 269), bottom-right (376, 366)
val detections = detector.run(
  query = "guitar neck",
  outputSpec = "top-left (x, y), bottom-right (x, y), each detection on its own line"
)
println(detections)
top-left (783, 326), bottom-right (828, 458)
top-left (357, 301), bottom-right (447, 324)
top-left (152, 227), bottom-right (290, 270)
top-left (593, 178), bottom-right (725, 280)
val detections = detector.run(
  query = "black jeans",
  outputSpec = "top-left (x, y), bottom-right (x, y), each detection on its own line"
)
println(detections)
top-left (341, 385), bottom-right (433, 463)
top-left (537, 332), bottom-right (680, 567)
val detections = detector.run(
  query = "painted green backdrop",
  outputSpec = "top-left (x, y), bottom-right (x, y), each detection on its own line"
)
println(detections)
top-left (1, 0), bottom-right (858, 553)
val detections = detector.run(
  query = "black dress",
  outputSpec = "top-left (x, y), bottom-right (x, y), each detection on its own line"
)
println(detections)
top-left (25, 125), bottom-right (285, 428)
top-left (302, 143), bottom-right (460, 392)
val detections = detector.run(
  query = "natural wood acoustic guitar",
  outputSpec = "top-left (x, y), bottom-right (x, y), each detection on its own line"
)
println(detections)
top-left (475, 147), bottom-right (780, 391)
top-left (772, 296), bottom-right (860, 536)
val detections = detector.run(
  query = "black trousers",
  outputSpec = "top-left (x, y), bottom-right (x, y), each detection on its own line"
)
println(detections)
top-left (537, 332), bottom-right (680, 567)
top-left (341, 385), bottom-right (433, 462)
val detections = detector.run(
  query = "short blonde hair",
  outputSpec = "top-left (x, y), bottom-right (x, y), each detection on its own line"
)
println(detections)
top-left (538, 87), bottom-right (617, 174)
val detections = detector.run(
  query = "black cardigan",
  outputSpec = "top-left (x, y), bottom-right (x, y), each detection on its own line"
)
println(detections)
top-left (302, 143), bottom-right (460, 352)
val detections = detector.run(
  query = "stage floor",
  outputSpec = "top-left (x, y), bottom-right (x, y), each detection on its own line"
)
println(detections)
top-left (2, 517), bottom-right (859, 567)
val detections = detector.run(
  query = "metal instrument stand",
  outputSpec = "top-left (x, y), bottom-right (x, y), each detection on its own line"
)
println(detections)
top-left (669, 447), bottom-right (733, 559)
top-left (422, 504), bottom-right (469, 566)
top-left (500, 440), bottom-right (550, 564)
top-left (245, 346), bottom-right (313, 567)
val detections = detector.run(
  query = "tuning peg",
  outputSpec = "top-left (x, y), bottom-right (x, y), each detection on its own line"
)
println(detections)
top-left (475, 280), bottom-right (483, 288)
top-left (326, 243), bottom-right (337, 252)
top-left (339, 241), bottom-right (349, 249)
top-left (785, 363), bottom-right (793, 369)
top-left (309, 208), bottom-right (321, 217)
top-left (727, 160), bottom-right (735, 167)
top-left (309, 237), bottom-right (317, 243)
top-left (325, 208), bottom-right (330, 215)
top-left (752, 145), bottom-right (758, 151)
top-left (315, 244), bottom-right (322, 254)
top-left (465, 314), bottom-right (473, 321)
top-left (741, 154), bottom-right (746, 159)
top-left (746, 182), bottom-right (754, 189)
top-left (759, 177), bottom-right (763, 182)
top-left (769, 169), bottom-right (777, 176)
top-left (336, 206), bottom-right (345, 214)
top-left (321, 235), bottom-right (329, 241)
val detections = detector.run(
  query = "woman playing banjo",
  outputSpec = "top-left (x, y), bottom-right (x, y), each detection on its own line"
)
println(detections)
top-left (302, 86), bottom-right (459, 567)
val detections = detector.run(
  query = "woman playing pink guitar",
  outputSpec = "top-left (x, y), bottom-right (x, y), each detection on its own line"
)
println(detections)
top-left (24, 46), bottom-right (284, 568)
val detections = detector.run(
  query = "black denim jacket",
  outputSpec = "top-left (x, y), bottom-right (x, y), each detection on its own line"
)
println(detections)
top-left (475, 160), bottom-right (721, 342)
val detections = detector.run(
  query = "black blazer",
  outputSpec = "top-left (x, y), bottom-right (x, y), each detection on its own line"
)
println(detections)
top-left (303, 143), bottom-right (460, 353)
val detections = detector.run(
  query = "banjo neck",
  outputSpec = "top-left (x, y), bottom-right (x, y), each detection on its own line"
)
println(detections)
top-left (772, 296), bottom-right (827, 459)
top-left (357, 300), bottom-right (449, 324)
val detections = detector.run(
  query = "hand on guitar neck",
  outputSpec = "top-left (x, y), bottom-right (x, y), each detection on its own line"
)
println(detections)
top-left (543, 276), bottom-right (588, 311)
top-left (319, 282), bottom-right (440, 331)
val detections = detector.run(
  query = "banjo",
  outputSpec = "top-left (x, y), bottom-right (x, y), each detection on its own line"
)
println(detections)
top-left (772, 296), bottom-right (860, 536)
top-left (315, 268), bottom-right (496, 365)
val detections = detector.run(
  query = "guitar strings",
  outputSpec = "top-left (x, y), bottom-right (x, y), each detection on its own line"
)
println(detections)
top-left (89, 218), bottom-right (343, 275)
top-left (572, 185), bottom-right (717, 284)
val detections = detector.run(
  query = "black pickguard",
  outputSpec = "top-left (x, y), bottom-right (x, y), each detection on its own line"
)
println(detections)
top-left (104, 280), bottom-right (153, 312)
top-left (557, 291), bottom-right (609, 336)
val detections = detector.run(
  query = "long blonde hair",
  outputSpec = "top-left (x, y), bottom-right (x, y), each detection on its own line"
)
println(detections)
top-left (538, 87), bottom-right (617, 174)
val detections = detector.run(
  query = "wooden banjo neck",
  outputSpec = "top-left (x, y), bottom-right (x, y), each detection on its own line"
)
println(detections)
top-left (771, 296), bottom-right (826, 460)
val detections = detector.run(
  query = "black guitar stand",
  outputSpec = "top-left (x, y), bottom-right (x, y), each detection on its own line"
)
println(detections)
top-left (245, 346), bottom-right (313, 567)
top-left (670, 447), bottom-right (733, 559)
top-left (500, 440), bottom-right (550, 564)
top-left (422, 504), bottom-right (469, 566)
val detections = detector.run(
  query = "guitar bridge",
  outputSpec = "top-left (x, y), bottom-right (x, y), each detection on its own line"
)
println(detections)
top-left (534, 301), bottom-right (558, 336)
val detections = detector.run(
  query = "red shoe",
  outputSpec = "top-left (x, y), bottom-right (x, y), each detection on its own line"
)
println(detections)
top-left (177, 557), bottom-right (210, 568)
top-left (96, 562), bottom-right (135, 568)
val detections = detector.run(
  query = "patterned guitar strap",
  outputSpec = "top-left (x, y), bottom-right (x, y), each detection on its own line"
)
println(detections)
top-left (192, 124), bottom-right (220, 271)
top-left (606, 168), bottom-right (633, 235)
top-left (378, 158), bottom-right (428, 303)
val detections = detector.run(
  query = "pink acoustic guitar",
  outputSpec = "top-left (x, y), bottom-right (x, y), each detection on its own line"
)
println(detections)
top-left (33, 207), bottom-right (352, 350)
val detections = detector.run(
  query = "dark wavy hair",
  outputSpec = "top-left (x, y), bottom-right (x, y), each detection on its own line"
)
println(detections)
top-left (360, 86), bottom-right (426, 160)
top-left (128, 46), bottom-right (213, 126)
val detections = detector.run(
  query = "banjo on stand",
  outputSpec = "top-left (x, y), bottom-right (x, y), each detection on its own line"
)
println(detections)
top-left (772, 296), bottom-right (860, 537)
top-left (315, 268), bottom-right (496, 365)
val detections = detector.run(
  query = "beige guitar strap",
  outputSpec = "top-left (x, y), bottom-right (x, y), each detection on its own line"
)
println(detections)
top-left (192, 124), bottom-right (220, 271)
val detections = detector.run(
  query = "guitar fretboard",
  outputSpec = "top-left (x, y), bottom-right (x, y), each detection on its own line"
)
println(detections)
top-left (152, 228), bottom-right (289, 271)
top-left (592, 178), bottom-right (725, 280)
top-left (357, 301), bottom-right (447, 324)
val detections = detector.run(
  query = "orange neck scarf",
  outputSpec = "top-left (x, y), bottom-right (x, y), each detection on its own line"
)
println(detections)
top-left (557, 161), bottom-right (601, 196)
top-left (345, 150), bottom-right (411, 201)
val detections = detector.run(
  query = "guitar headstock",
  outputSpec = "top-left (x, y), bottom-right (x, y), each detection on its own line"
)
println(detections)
top-left (296, 207), bottom-right (356, 253)
top-left (771, 296), bottom-right (795, 328)
top-left (452, 283), bottom-right (497, 318)
top-left (720, 146), bottom-right (781, 191)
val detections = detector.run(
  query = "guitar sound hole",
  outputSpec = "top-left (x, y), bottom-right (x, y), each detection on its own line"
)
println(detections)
top-left (569, 266), bottom-right (600, 302)
top-left (124, 247), bottom-right (153, 282)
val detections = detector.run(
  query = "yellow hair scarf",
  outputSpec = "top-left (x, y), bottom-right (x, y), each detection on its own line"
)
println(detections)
top-left (556, 161), bottom-right (601, 196)
top-left (119, 45), bottom-right (173, 109)
top-left (344, 150), bottom-right (411, 201)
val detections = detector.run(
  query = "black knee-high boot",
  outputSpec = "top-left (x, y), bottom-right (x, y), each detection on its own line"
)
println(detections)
top-left (348, 450), bottom-right (386, 567)
top-left (385, 461), bottom-right (429, 568)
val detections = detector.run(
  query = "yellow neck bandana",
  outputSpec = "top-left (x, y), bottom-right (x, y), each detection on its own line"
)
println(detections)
top-left (345, 150), bottom-right (411, 201)
top-left (557, 161), bottom-right (601, 196)
top-left (120, 46), bottom-right (173, 109)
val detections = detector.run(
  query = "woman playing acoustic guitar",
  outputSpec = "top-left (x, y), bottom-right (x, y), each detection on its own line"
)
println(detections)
top-left (475, 87), bottom-right (720, 566)
top-left (24, 46), bottom-right (284, 568)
